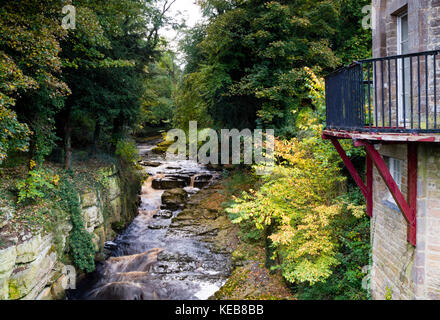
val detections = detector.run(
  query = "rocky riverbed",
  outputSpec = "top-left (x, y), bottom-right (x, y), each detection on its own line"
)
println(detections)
top-left (70, 138), bottom-right (239, 300)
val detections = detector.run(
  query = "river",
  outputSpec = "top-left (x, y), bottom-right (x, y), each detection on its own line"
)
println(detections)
top-left (69, 138), bottom-right (232, 300)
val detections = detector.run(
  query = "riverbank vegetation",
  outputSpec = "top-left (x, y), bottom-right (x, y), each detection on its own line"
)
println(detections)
top-left (0, 0), bottom-right (175, 272)
top-left (174, 0), bottom-right (372, 300)
top-left (1, 0), bottom-right (179, 170)
top-left (1, 0), bottom-right (373, 299)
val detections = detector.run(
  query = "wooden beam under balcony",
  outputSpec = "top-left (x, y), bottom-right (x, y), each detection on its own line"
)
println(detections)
top-left (322, 129), bottom-right (440, 143)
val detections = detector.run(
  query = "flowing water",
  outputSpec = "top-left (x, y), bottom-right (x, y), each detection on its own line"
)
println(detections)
top-left (70, 139), bottom-right (230, 300)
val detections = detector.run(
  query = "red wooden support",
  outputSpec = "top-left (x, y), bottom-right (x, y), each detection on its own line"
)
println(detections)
top-left (355, 140), bottom-right (417, 246)
top-left (407, 143), bottom-right (418, 245)
top-left (366, 154), bottom-right (373, 218)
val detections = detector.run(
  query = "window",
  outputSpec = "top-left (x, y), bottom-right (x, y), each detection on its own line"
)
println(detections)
top-left (397, 13), bottom-right (408, 55)
top-left (397, 12), bottom-right (410, 123)
top-left (385, 157), bottom-right (402, 203)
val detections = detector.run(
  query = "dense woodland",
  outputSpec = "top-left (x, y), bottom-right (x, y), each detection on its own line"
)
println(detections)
top-left (1, 0), bottom-right (373, 299)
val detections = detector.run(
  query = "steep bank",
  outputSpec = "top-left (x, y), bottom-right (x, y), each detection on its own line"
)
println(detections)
top-left (0, 162), bottom-right (143, 300)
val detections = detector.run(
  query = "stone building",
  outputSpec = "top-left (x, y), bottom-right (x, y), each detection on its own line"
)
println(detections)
top-left (323, 0), bottom-right (440, 299)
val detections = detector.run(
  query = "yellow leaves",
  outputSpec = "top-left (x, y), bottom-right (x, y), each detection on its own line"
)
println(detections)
top-left (346, 203), bottom-right (366, 218)
top-left (227, 119), bottom-right (349, 284)
top-left (53, 174), bottom-right (60, 186)
top-left (29, 160), bottom-right (36, 169)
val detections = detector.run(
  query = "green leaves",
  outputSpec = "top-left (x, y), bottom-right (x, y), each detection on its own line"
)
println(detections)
top-left (16, 167), bottom-right (59, 204)
top-left (141, 51), bottom-right (179, 127)
top-left (0, 105), bottom-right (30, 164)
top-left (115, 139), bottom-right (140, 165)
top-left (57, 175), bottom-right (95, 273)
top-left (225, 69), bottom-right (368, 289)
top-left (0, 1), bottom-right (66, 164)
top-left (180, 0), bottom-right (371, 134)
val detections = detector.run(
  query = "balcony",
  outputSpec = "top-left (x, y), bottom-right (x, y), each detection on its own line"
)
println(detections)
top-left (322, 51), bottom-right (440, 246)
top-left (325, 50), bottom-right (440, 142)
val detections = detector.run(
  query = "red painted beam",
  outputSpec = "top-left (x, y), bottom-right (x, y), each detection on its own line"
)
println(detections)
top-left (355, 140), bottom-right (416, 246)
top-left (407, 143), bottom-right (417, 245)
top-left (366, 154), bottom-right (373, 218)
top-left (326, 136), bottom-right (368, 198)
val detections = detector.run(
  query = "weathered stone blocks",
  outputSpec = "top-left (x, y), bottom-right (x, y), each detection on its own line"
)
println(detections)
top-left (0, 164), bottom-right (141, 300)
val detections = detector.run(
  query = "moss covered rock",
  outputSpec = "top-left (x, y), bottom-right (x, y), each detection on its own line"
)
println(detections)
top-left (0, 246), bottom-right (16, 299)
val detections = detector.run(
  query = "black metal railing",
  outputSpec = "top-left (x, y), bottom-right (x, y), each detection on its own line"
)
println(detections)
top-left (325, 50), bottom-right (440, 133)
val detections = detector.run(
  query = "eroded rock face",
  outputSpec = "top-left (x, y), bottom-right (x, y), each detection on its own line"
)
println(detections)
top-left (107, 176), bottom-right (121, 200)
top-left (0, 205), bottom-right (14, 229)
top-left (82, 206), bottom-right (104, 233)
top-left (9, 245), bottom-right (57, 300)
top-left (0, 163), bottom-right (142, 300)
top-left (81, 191), bottom-right (98, 209)
top-left (0, 246), bottom-right (17, 299)
top-left (15, 234), bottom-right (53, 264)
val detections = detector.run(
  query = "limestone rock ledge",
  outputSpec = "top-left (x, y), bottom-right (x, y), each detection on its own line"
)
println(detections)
top-left (0, 164), bottom-right (142, 300)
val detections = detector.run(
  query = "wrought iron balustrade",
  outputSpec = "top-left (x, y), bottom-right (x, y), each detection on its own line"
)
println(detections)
top-left (325, 50), bottom-right (440, 133)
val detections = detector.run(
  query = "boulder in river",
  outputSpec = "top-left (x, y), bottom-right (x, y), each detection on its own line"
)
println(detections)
top-left (139, 161), bottom-right (162, 167)
top-left (148, 219), bottom-right (170, 229)
top-left (192, 174), bottom-right (213, 189)
top-left (161, 188), bottom-right (188, 210)
top-left (152, 177), bottom-right (187, 189)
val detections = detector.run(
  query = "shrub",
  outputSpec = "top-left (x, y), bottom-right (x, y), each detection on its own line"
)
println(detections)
top-left (225, 68), bottom-right (369, 297)
top-left (227, 129), bottom-right (347, 284)
top-left (56, 175), bottom-right (95, 273)
top-left (16, 165), bottom-right (59, 204)
top-left (115, 139), bottom-right (140, 164)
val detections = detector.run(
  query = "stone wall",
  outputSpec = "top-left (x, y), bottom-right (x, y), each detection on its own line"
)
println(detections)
top-left (415, 144), bottom-right (440, 299)
top-left (369, 0), bottom-right (440, 300)
top-left (370, 144), bottom-right (415, 300)
top-left (372, 0), bottom-right (438, 57)
top-left (370, 143), bottom-right (440, 300)
top-left (0, 164), bottom-right (141, 300)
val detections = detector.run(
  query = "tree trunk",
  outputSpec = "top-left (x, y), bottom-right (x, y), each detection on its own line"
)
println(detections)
top-left (92, 121), bottom-right (101, 156)
top-left (64, 108), bottom-right (72, 170)
top-left (111, 116), bottom-right (123, 153)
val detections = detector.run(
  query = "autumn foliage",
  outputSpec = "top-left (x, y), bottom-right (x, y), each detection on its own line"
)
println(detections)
top-left (227, 69), bottom-right (367, 288)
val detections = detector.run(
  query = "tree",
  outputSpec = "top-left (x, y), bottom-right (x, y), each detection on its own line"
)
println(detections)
top-left (179, 0), bottom-right (371, 136)
top-left (0, 0), bottom-right (68, 165)
top-left (141, 50), bottom-right (180, 128)
top-left (59, 0), bottom-right (176, 168)
top-left (226, 68), bottom-right (366, 286)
